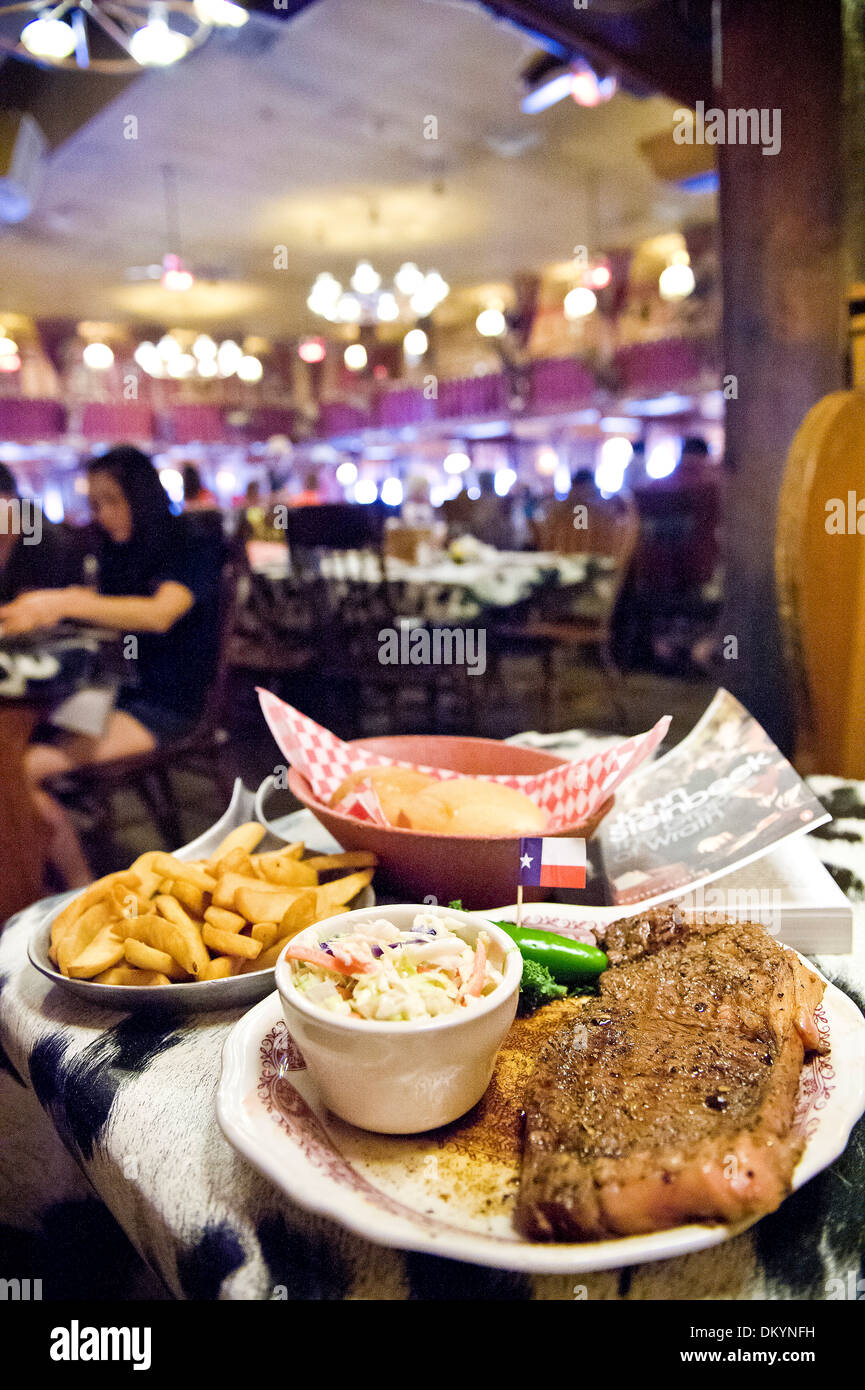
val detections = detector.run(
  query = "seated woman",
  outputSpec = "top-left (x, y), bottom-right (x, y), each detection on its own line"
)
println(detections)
top-left (0, 446), bottom-right (223, 888)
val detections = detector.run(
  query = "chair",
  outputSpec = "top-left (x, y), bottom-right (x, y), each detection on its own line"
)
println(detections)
top-left (775, 390), bottom-right (865, 776)
top-left (489, 494), bottom-right (639, 731)
top-left (42, 561), bottom-right (238, 851)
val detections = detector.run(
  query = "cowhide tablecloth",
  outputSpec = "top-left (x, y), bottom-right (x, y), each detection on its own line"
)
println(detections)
top-left (1, 734), bottom-right (863, 1302)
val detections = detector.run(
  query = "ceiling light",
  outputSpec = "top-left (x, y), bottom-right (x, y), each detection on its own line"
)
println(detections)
top-left (587, 261), bottom-right (612, 290)
top-left (193, 0), bottom-right (248, 25)
top-left (444, 451), bottom-right (471, 474)
top-left (0, 337), bottom-right (18, 356)
top-left (570, 58), bottom-right (618, 108)
top-left (336, 294), bottom-right (362, 323)
top-left (197, 358), bottom-right (219, 378)
top-left (646, 440), bottom-right (678, 479)
top-left (161, 253), bottom-right (194, 292)
top-left (217, 339), bottom-right (243, 375)
top-left (394, 262), bottom-right (424, 296)
top-left (193, 334), bottom-right (217, 359)
top-left (83, 342), bottom-right (114, 370)
top-left (159, 468), bottom-right (185, 502)
top-left (659, 257), bottom-right (696, 301)
top-left (380, 477), bottom-right (403, 507)
top-left (344, 343), bottom-right (368, 371)
top-left (493, 468), bottom-right (517, 496)
top-left (157, 333), bottom-right (181, 359)
top-left (350, 261), bottom-right (381, 295)
top-left (336, 461), bottom-right (358, 486)
top-left (535, 446), bottom-right (558, 476)
top-left (135, 341), bottom-right (163, 376)
top-left (237, 354), bottom-right (263, 382)
top-left (564, 286), bottom-right (597, 319)
top-left (403, 328), bottom-right (428, 358)
top-left (298, 338), bottom-right (326, 364)
top-left (476, 307), bottom-right (506, 338)
top-left (376, 293), bottom-right (399, 323)
top-left (423, 272), bottom-right (449, 304)
top-left (166, 352), bottom-right (196, 379)
top-left (521, 63), bottom-right (574, 115)
top-left (353, 479), bottom-right (378, 505)
top-left (0, 354), bottom-right (21, 373)
top-left (129, 16), bottom-right (190, 67)
top-left (21, 17), bottom-right (77, 60)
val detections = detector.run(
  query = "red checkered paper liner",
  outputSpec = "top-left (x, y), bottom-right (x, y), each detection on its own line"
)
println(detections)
top-left (258, 688), bottom-right (671, 831)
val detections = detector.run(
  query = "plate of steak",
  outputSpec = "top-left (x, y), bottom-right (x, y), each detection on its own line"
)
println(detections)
top-left (517, 917), bottom-right (831, 1241)
top-left (218, 908), bottom-right (865, 1273)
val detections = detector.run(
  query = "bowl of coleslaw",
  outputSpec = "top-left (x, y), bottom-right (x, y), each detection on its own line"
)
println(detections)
top-left (275, 903), bottom-right (522, 1133)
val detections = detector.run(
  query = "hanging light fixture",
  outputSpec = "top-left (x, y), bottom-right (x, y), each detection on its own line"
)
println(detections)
top-left (3, 1), bottom-right (238, 73)
top-left (307, 263), bottom-right (449, 327)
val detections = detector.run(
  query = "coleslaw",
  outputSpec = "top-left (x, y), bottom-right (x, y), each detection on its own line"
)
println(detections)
top-left (285, 911), bottom-right (503, 1021)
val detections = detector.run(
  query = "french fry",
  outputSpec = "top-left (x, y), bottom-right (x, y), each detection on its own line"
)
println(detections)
top-left (235, 884), bottom-right (308, 924)
top-left (201, 925), bottom-right (262, 960)
top-left (150, 854), bottom-right (216, 893)
top-left (250, 922), bottom-right (279, 948)
top-left (155, 893), bottom-right (200, 935)
top-left (94, 966), bottom-right (173, 987)
top-left (213, 846), bottom-right (254, 877)
top-left (255, 857), bottom-right (318, 888)
top-left (55, 899), bottom-right (116, 973)
top-left (249, 933), bottom-right (293, 970)
top-left (208, 822), bottom-right (267, 863)
top-left (127, 852), bottom-right (164, 899)
top-left (204, 905), bottom-right (245, 934)
top-left (125, 912), bottom-right (210, 977)
top-left (171, 880), bottom-right (207, 917)
top-left (252, 841), bottom-right (304, 863)
top-left (210, 872), bottom-right (269, 910)
top-left (123, 938), bottom-right (187, 980)
top-left (280, 890), bottom-right (317, 935)
top-left (315, 869), bottom-right (374, 916)
top-left (66, 926), bottom-right (126, 979)
top-left (201, 956), bottom-right (233, 981)
top-left (304, 851), bottom-right (378, 872)
top-left (50, 869), bottom-right (140, 958)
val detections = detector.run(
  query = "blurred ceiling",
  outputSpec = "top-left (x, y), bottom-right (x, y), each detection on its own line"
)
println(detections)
top-left (0, 0), bottom-right (715, 334)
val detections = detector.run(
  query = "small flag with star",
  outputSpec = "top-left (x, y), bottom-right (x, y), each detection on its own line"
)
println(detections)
top-left (518, 837), bottom-right (586, 890)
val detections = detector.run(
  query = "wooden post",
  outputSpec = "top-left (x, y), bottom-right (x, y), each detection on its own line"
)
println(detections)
top-left (715, 0), bottom-right (844, 751)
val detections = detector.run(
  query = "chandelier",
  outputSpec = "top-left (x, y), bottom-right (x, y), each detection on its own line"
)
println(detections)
top-left (307, 261), bottom-right (450, 326)
top-left (0, 0), bottom-right (248, 74)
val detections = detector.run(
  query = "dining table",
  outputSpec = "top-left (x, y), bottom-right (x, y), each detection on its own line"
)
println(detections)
top-left (0, 728), bottom-right (863, 1302)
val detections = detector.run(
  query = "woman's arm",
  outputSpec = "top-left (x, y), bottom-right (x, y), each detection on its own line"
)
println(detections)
top-left (0, 582), bottom-right (194, 636)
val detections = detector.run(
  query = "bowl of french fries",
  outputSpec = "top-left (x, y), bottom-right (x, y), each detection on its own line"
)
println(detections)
top-left (27, 820), bottom-right (376, 1012)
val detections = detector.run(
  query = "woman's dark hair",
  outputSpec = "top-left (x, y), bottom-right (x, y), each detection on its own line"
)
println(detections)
top-left (0, 463), bottom-right (18, 496)
top-left (86, 445), bottom-right (177, 595)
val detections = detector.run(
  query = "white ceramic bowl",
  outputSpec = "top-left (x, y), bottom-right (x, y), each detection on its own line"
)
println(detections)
top-left (275, 903), bottom-right (522, 1134)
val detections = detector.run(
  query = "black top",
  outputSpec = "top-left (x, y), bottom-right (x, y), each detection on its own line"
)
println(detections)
top-left (100, 515), bottom-right (223, 722)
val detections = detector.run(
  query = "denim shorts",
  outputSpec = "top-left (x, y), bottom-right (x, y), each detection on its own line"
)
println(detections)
top-left (115, 690), bottom-right (195, 743)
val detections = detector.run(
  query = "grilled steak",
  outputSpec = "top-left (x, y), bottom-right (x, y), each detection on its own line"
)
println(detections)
top-left (517, 913), bottom-right (826, 1241)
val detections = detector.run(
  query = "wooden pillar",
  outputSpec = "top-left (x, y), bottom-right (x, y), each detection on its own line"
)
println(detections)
top-left (716, 0), bottom-right (844, 751)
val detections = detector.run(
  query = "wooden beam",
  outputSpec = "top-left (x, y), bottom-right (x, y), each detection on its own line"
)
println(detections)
top-left (716, 0), bottom-right (844, 750)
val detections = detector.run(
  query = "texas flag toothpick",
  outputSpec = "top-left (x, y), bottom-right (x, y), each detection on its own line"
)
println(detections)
top-left (515, 837), bottom-right (587, 924)
top-left (519, 837), bottom-right (587, 890)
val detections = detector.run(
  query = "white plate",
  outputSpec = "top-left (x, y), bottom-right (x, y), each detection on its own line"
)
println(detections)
top-left (27, 791), bottom-right (373, 1014)
top-left (216, 954), bottom-right (865, 1273)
